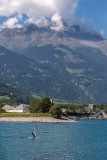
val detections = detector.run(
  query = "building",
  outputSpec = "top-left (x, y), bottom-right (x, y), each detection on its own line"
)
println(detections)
top-left (3, 104), bottom-right (29, 113)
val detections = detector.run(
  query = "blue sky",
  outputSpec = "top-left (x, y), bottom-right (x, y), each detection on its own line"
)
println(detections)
top-left (76, 0), bottom-right (107, 38)
top-left (0, 0), bottom-right (106, 39)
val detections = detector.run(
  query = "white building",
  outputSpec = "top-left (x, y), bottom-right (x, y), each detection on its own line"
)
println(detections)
top-left (3, 104), bottom-right (29, 113)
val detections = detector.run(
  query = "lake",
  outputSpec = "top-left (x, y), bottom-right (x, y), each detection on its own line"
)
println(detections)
top-left (0, 120), bottom-right (107, 160)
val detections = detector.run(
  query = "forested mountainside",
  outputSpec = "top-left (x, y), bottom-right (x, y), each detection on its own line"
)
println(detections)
top-left (0, 80), bottom-right (31, 105)
top-left (0, 24), bottom-right (107, 103)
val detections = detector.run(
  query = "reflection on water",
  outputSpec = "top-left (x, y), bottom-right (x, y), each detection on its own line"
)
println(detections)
top-left (0, 121), bottom-right (107, 160)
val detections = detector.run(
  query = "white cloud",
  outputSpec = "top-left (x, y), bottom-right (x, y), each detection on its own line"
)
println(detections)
top-left (0, 0), bottom-right (79, 19)
top-left (24, 17), bottom-right (48, 26)
top-left (100, 29), bottom-right (104, 35)
top-left (51, 13), bottom-right (64, 31)
top-left (1, 17), bottom-right (22, 29)
top-left (0, 0), bottom-right (94, 32)
top-left (17, 13), bottom-right (23, 21)
top-left (0, 0), bottom-right (79, 30)
top-left (54, 0), bottom-right (79, 23)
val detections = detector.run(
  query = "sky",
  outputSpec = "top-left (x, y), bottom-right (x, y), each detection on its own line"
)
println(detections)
top-left (0, 0), bottom-right (106, 38)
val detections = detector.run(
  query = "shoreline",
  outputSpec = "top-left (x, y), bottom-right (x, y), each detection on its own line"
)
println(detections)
top-left (0, 117), bottom-right (77, 123)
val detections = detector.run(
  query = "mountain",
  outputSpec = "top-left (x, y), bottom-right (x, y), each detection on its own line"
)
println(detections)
top-left (0, 45), bottom-right (87, 103)
top-left (0, 23), bottom-right (107, 58)
top-left (0, 23), bottom-right (105, 51)
top-left (0, 24), bottom-right (107, 103)
top-left (0, 81), bottom-right (31, 105)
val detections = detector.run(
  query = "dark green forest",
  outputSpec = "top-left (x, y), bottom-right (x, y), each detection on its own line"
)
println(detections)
top-left (0, 44), bottom-right (107, 104)
top-left (0, 81), bottom-right (31, 107)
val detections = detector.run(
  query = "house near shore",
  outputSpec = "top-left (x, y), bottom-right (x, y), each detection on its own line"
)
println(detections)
top-left (3, 104), bottom-right (29, 113)
top-left (84, 104), bottom-right (96, 113)
top-left (88, 104), bottom-right (96, 109)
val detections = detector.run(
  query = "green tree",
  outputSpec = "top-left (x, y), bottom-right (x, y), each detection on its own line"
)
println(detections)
top-left (37, 97), bottom-right (52, 113)
top-left (49, 104), bottom-right (62, 118)
top-left (104, 105), bottom-right (107, 113)
top-left (29, 98), bottom-right (39, 113)
top-left (0, 108), bottom-right (6, 113)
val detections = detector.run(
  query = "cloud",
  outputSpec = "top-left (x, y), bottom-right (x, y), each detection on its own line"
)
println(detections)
top-left (0, 0), bottom-right (94, 32)
top-left (0, 0), bottom-right (80, 31)
top-left (0, 17), bottom-right (22, 29)
top-left (51, 13), bottom-right (64, 31)
top-left (17, 13), bottom-right (23, 21)
top-left (24, 17), bottom-right (48, 26)
top-left (54, 0), bottom-right (79, 23)
top-left (100, 29), bottom-right (104, 35)
top-left (0, 0), bottom-right (79, 19)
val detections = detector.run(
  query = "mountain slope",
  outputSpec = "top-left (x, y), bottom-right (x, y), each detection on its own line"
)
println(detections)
top-left (0, 24), bottom-right (107, 58)
top-left (0, 45), bottom-right (90, 103)
top-left (16, 44), bottom-right (107, 103)
top-left (0, 24), bottom-right (107, 103)
top-left (0, 24), bottom-right (105, 51)
top-left (0, 81), bottom-right (31, 105)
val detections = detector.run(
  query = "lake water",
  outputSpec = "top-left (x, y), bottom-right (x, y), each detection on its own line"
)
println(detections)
top-left (0, 120), bottom-right (107, 160)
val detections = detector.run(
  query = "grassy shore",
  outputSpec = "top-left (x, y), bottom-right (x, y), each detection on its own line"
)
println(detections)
top-left (0, 113), bottom-right (51, 117)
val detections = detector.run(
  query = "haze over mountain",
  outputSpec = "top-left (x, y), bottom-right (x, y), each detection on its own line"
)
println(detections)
top-left (0, 23), bottom-right (107, 103)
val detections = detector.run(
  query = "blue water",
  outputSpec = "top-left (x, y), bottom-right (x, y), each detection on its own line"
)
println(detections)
top-left (0, 120), bottom-right (107, 160)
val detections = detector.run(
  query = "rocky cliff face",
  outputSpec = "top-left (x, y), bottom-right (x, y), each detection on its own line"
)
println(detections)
top-left (0, 23), bottom-right (105, 50)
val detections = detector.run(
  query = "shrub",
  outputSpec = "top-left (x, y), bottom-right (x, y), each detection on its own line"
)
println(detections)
top-left (37, 97), bottom-right (52, 113)
top-left (29, 98), bottom-right (40, 113)
top-left (0, 108), bottom-right (6, 113)
top-left (29, 97), bottom-right (52, 113)
top-left (49, 104), bottom-right (62, 118)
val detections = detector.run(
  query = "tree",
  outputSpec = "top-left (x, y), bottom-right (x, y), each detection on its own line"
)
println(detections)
top-left (37, 97), bottom-right (52, 113)
top-left (49, 104), bottom-right (62, 118)
top-left (29, 98), bottom-right (40, 113)
top-left (0, 108), bottom-right (6, 113)
top-left (29, 97), bottom-right (52, 113)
